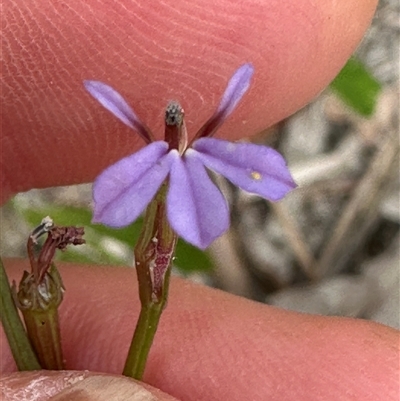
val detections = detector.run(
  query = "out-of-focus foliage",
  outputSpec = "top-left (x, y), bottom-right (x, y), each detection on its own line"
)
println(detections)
top-left (330, 57), bottom-right (382, 116)
top-left (15, 202), bottom-right (213, 273)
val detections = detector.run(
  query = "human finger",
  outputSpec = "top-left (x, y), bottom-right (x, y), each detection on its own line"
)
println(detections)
top-left (1, 0), bottom-right (377, 202)
top-left (2, 260), bottom-right (398, 401)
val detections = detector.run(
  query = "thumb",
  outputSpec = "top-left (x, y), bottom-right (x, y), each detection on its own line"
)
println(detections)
top-left (0, 371), bottom-right (180, 401)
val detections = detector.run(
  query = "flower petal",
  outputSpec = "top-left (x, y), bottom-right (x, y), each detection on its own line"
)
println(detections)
top-left (215, 63), bottom-right (254, 117)
top-left (167, 153), bottom-right (229, 249)
top-left (195, 63), bottom-right (254, 139)
top-left (84, 80), bottom-right (153, 143)
top-left (93, 141), bottom-right (172, 227)
top-left (192, 138), bottom-right (297, 201)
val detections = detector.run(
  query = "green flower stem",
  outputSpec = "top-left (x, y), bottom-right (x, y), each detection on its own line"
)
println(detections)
top-left (123, 183), bottom-right (177, 379)
top-left (17, 263), bottom-right (65, 370)
top-left (21, 307), bottom-right (64, 369)
top-left (122, 298), bottom-right (166, 378)
top-left (0, 256), bottom-right (41, 370)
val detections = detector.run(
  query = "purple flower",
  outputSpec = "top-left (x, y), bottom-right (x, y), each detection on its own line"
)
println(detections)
top-left (84, 64), bottom-right (296, 249)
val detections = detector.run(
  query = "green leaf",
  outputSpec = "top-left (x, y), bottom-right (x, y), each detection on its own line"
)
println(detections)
top-left (175, 239), bottom-right (213, 273)
top-left (14, 203), bottom-right (138, 265)
top-left (14, 201), bottom-right (213, 273)
top-left (330, 57), bottom-right (381, 116)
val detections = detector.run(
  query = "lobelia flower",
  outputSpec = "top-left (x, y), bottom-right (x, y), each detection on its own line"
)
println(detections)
top-left (84, 64), bottom-right (296, 249)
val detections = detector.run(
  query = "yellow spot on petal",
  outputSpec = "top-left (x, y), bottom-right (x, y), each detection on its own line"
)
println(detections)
top-left (250, 171), bottom-right (262, 180)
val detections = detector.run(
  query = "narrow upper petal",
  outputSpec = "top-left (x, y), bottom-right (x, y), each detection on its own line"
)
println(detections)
top-left (194, 63), bottom-right (254, 139)
top-left (93, 141), bottom-right (172, 227)
top-left (167, 152), bottom-right (229, 249)
top-left (84, 80), bottom-right (153, 143)
top-left (191, 138), bottom-right (297, 201)
top-left (215, 63), bottom-right (254, 117)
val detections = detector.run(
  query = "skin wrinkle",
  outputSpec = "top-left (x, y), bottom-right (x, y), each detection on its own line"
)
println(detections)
top-left (43, 3), bottom-right (103, 71)
top-left (320, 0), bottom-right (366, 52)
top-left (3, 33), bottom-right (35, 104)
top-left (10, 5), bottom-right (58, 88)
top-left (51, 2), bottom-right (129, 94)
top-left (140, 2), bottom-right (251, 58)
top-left (117, 2), bottom-right (187, 57)
top-left (156, 0), bottom-right (316, 125)
top-left (142, 273), bottom-right (398, 400)
top-left (9, 0), bottom-right (296, 101)
top-left (61, 0), bottom-right (216, 138)
top-left (3, 261), bottom-right (398, 401)
top-left (138, 1), bottom-right (253, 99)
top-left (93, 2), bottom-right (179, 67)
top-left (4, 6), bottom-right (86, 190)
top-left (54, 264), bottom-right (131, 371)
top-left (36, 13), bottom-right (101, 142)
top-left (2, 0), bottom-right (377, 202)
top-left (91, 0), bottom-right (244, 112)
top-left (65, 1), bottom-right (148, 70)
top-left (139, 1), bottom-right (248, 66)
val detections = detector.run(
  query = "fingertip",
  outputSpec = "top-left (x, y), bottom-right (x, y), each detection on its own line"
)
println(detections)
top-left (2, 0), bottom-right (378, 196)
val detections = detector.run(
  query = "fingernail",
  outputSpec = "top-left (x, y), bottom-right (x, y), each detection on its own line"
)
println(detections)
top-left (1, 371), bottom-right (91, 401)
top-left (48, 375), bottom-right (159, 401)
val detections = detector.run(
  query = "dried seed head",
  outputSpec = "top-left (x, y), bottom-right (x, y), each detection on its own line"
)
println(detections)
top-left (49, 226), bottom-right (86, 250)
top-left (30, 216), bottom-right (54, 243)
top-left (27, 219), bottom-right (86, 284)
top-left (36, 226), bottom-right (85, 282)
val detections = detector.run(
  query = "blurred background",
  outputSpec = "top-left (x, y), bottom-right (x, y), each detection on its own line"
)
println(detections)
top-left (1, 0), bottom-right (399, 328)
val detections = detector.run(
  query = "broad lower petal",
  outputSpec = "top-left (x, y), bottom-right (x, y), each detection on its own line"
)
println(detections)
top-left (167, 153), bottom-right (229, 249)
top-left (84, 80), bottom-right (153, 143)
top-left (192, 138), bottom-right (297, 201)
top-left (93, 141), bottom-right (172, 227)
